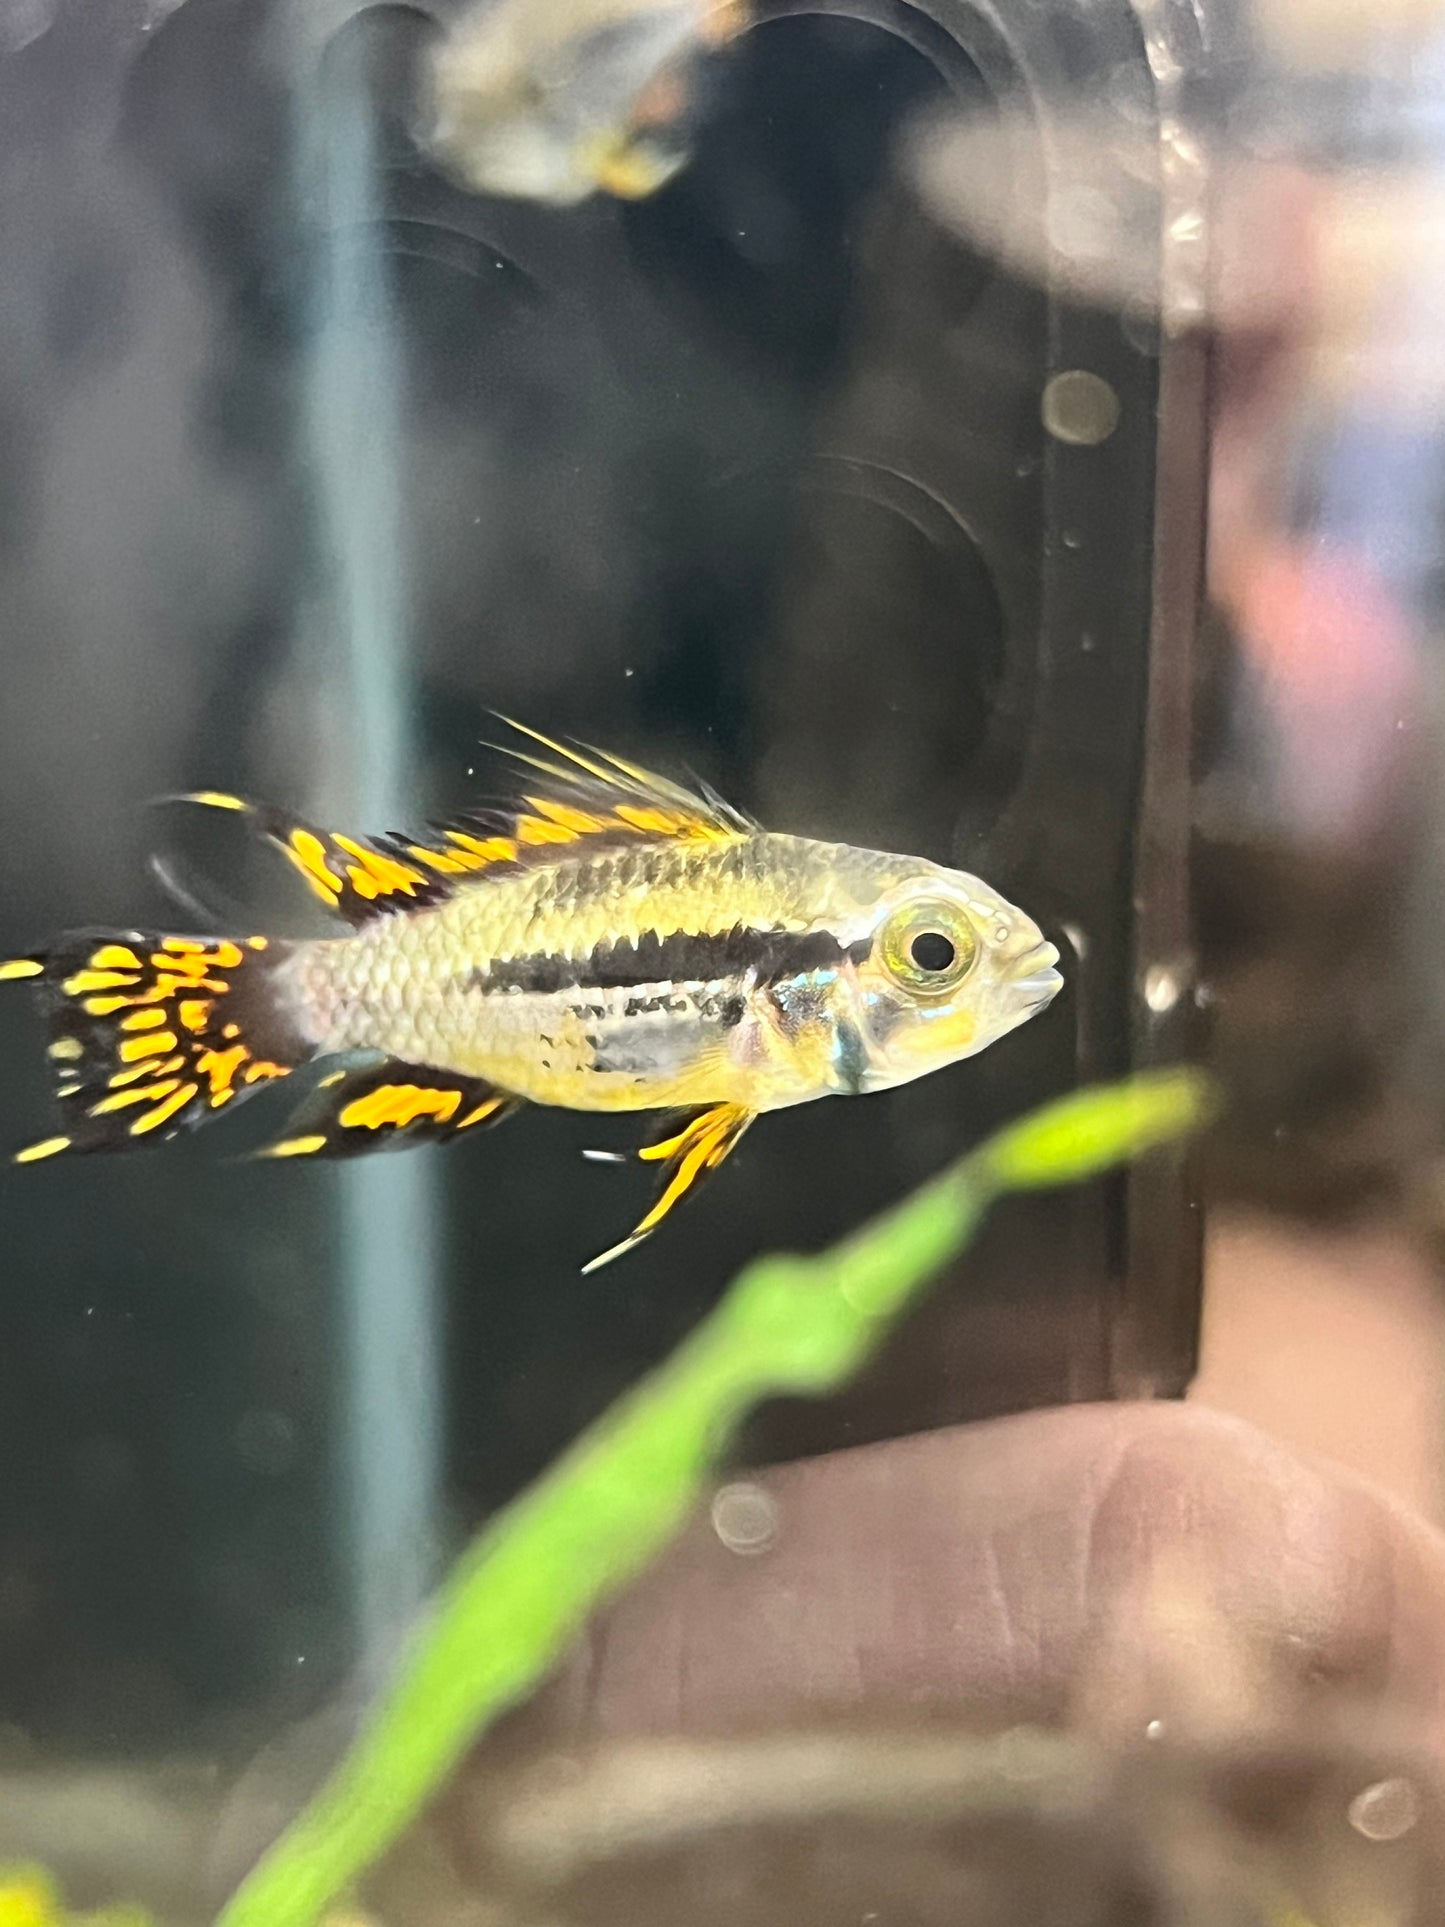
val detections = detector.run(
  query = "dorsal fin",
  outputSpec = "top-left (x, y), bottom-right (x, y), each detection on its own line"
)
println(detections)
top-left (179, 722), bottom-right (753, 928)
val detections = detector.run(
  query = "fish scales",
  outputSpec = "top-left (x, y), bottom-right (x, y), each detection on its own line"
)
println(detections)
top-left (290, 833), bottom-right (875, 1109)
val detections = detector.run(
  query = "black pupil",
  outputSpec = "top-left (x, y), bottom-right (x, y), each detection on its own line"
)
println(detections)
top-left (909, 930), bottom-right (957, 974)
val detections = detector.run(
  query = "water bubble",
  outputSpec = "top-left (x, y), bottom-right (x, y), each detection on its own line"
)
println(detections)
top-left (1042, 371), bottom-right (1120, 447)
top-left (1348, 1777), bottom-right (1420, 1842)
top-left (710, 1481), bottom-right (780, 1556)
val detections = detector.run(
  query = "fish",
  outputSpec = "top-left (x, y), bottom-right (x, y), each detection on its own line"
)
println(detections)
top-left (1, 724), bottom-right (1063, 1272)
top-left (424, 0), bottom-right (746, 205)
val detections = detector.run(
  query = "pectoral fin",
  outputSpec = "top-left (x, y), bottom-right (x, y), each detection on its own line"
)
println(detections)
top-left (582, 1102), bottom-right (754, 1274)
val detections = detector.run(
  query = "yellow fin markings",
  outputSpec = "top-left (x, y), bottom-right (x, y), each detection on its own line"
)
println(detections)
top-left (130, 1082), bottom-right (201, 1134)
top-left (260, 1060), bottom-right (520, 1159)
top-left (261, 1134), bottom-right (329, 1159)
top-left (9, 924), bottom-right (302, 1158)
top-left (583, 1103), bottom-right (755, 1274)
top-left (15, 1135), bottom-right (71, 1163)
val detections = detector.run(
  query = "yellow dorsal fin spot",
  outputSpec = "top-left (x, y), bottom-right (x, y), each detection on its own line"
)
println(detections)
top-left (178, 998), bottom-right (212, 1032)
top-left (333, 837), bottom-right (426, 899)
top-left (15, 1135), bottom-right (71, 1163)
top-left (48, 1037), bottom-right (84, 1061)
top-left (187, 790), bottom-right (247, 810)
top-left (82, 995), bottom-right (131, 1016)
top-left (457, 1096), bottom-right (506, 1129)
top-left (408, 844), bottom-right (472, 875)
top-left (161, 937), bottom-right (207, 954)
top-left (130, 1081), bottom-right (200, 1134)
top-left (90, 944), bottom-right (143, 970)
top-left (0, 957), bottom-right (44, 981)
top-left (524, 797), bottom-right (605, 837)
top-left (515, 814), bottom-right (579, 847)
top-left (287, 830), bottom-right (344, 899)
top-left (615, 804), bottom-right (684, 836)
top-left (446, 830), bottom-right (517, 863)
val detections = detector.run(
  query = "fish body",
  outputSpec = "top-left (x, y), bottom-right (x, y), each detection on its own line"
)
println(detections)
top-left (425, 0), bottom-right (745, 204)
top-left (2, 728), bottom-right (1061, 1269)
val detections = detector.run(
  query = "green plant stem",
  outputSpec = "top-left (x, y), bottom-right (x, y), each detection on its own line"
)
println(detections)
top-left (218, 1068), bottom-right (1213, 1927)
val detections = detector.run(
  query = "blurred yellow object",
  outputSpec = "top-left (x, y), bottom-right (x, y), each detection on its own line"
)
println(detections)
top-left (0, 1867), bottom-right (151, 1927)
top-left (0, 1870), bottom-right (57, 1927)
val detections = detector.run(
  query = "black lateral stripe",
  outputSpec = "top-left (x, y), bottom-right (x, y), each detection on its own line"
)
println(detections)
top-left (477, 926), bottom-right (870, 996)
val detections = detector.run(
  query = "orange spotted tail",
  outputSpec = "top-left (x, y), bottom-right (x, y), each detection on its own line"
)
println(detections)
top-left (0, 930), bottom-right (308, 1161)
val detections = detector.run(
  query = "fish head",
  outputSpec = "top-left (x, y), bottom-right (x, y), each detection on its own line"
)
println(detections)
top-left (840, 858), bottom-right (1063, 1093)
top-left (425, 0), bottom-right (706, 205)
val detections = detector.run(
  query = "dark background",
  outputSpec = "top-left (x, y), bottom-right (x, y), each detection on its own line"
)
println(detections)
top-left (0, 0), bottom-right (1191, 1757)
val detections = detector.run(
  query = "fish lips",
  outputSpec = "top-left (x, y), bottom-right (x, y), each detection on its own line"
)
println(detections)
top-left (1009, 941), bottom-right (1065, 1016)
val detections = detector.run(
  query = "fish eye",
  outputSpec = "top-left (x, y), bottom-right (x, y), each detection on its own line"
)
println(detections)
top-left (909, 930), bottom-right (956, 974)
top-left (879, 900), bottom-right (978, 995)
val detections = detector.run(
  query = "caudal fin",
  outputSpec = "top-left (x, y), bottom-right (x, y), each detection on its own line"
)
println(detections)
top-left (0, 930), bottom-right (309, 1161)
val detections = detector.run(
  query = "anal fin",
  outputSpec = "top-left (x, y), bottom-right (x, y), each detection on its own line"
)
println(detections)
top-left (261, 1060), bottom-right (521, 1160)
top-left (582, 1102), bottom-right (754, 1273)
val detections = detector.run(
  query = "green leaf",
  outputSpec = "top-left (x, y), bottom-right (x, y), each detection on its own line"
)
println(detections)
top-left (219, 1069), bottom-right (1214, 1926)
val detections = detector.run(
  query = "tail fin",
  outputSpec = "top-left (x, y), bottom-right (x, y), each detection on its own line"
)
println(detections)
top-left (1, 930), bottom-right (310, 1161)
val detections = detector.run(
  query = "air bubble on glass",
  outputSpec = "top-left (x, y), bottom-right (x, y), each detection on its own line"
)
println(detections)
top-left (710, 1481), bottom-right (781, 1556)
top-left (1348, 1776), bottom-right (1420, 1842)
top-left (1043, 372), bottom-right (1120, 446)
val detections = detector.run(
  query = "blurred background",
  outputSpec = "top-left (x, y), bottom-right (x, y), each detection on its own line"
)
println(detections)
top-left (3, 0), bottom-right (1445, 1914)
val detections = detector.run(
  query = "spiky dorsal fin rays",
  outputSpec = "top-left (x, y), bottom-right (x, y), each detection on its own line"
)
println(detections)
top-left (175, 718), bottom-right (754, 928)
top-left (582, 1102), bottom-right (755, 1274)
top-left (481, 713), bottom-right (755, 841)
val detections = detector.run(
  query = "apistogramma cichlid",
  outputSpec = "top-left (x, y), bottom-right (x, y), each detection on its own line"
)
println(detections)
top-left (1, 723), bottom-right (1062, 1271)
top-left (426, 0), bottom-right (746, 205)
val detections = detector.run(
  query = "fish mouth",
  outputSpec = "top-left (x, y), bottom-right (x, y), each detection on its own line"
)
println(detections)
top-left (1010, 940), bottom-right (1064, 1013)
